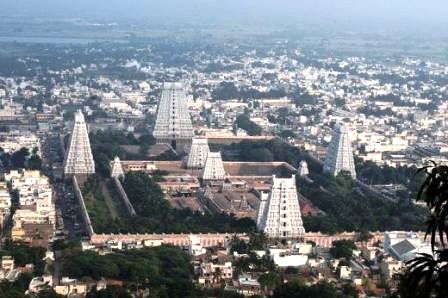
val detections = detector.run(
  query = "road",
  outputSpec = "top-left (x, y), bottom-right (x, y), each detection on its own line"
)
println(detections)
top-left (40, 133), bottom-right (86, 241)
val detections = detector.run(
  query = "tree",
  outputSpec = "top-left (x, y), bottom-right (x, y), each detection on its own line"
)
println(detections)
top-left (27, 154), bottom-right (42, 170)
top-left (280, 130), bottom-right (296, 139)
top-left (357, 231), bottom-right (373, 243)
top-left (87, 286), bottom-right (132, 298)
top-left (212, 81), bottom-right (239, 100)
top-left (258, 272), bottom-right (282, 293)
top-left (235, 114), bottom-right (262, 136)
top-left (10, 147), bottom-right (29, 168)
top-left (401, 164), bottom-right (448, 297)
top-left (330, 240), bottom-right (356, 260)
top-left (36, 288), bottom-right (64, 298)
top-left (212, 267), bottom-right (224, 285)
top-left (273, 280), bottom-right (344, 298)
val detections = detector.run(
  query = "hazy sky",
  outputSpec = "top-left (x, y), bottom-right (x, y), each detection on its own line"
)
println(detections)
top-left (1, 0), bottom-right (447, 28)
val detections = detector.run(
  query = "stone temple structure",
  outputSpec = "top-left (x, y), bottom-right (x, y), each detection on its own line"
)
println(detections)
top-left (152, 82), bottom-right (194, 153)
top-left (323, 124), bottom-right (357, 179)
top-left (201, 152), bottom-right (226, 181)
top-left (110, 156), bottom-right (124, 179)
top-left (64, 110), bottom-right (95, 176)
top-left (256, 175), bottom-right (305, 239)
top-left (186, 138), bottom-right (210, 169)
top-left (297, 160), bottom-right (309, 177)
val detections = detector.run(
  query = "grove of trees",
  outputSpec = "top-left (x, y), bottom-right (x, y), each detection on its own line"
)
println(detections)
top-left (62, 246), bottom-right (201, 298)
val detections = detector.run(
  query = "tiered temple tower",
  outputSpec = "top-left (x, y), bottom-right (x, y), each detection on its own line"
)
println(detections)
top-left (152, 82), bottom-right (194, 153)
top-left (297, 160), bottom-right (309, 177)
top-left (186, 138), bottom-right (210, 169)
top-left (256, 175), bottom-right (305, 239)
top-left (201, 152), bottom-right (226, 181)
top-left (110, 156), bottom-right (124, 179)
top-left (64, 110), bottom-right (95, 176)
top-left (323, 124), bottom-right (357, 179)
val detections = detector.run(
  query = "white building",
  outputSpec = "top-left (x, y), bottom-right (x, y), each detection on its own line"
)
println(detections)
top-left (384, 231), bottom-right (431, 262)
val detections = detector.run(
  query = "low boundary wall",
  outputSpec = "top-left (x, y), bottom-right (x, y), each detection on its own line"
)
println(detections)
top-left (73, 176), bottom-right (94, 237)
top-left (113, 177), bottom-right (137, 216)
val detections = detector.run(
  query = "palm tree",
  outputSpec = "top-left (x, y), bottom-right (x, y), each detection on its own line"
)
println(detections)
top-left (212, 267), bottom-right (223, 286)
top-left (402, 163), bottom-right (448, 297)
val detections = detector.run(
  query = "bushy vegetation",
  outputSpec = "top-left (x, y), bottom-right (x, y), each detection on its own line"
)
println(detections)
top-left (216, 139), bottom-right (425, 234)
top-left (356, 159), bottom-right (424, 198)
top-left (0, 241), bottom-right (46, 275)
top-left (230, 233), bottom-right (268, 254)
top-left (212, 81), bottom-right (286, 101)
top-left (81, 176), bottom-right (116, 233)
top-left (0, 147), bottom-right (42, 171)
top-left (0, 274), bottom-right (35, 298)
top-left (216, 139), bottom-right (320, 172)
top-left (62, 246), bottom-right (201, 298)
top-left (300, 172), bottom-right (425, 233)
top-left (85, 171), bottom-right (255, 234)
top-left (89, 130), bottom-right (156, 177)
top-left (400, 164), bottom-right (448, 297)
top-left (0, 242), bottom-right (50, 297)
top-left (273, 280), bottom-right (350, 298)
top-left (120, 172), bottom-right (255, 234)
top-left (235, 114), bottom-right (262, 136)
top-left (329, 240), bottom-right (356, 260)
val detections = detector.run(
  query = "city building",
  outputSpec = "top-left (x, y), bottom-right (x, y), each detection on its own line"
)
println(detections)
top-left (256, 175), bottom-right (305, 239)
top-left (152, 82), bottom-right (194, 153)
top-left (323, 124), bottom-right (357, 179)
top-left (0, 182), bottom-right (11, 232)
top-left (384, 231), bottom-right (431, 262)
top-left (198, 261), bottom-right (233, 285)
top-left (0, 131), bottom-right (40, 155)
top-left (64, 110), bottom-right (95, 176)
top-left (6, 170), bottom-right (55, 247)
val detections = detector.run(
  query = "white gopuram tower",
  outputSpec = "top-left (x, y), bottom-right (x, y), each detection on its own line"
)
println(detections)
top-left (297, 160), bottom-right (309, 177)
top-left (110, 156), bottom-right (124, 179)
top-left (152, 82), bottom-right (194, 153)
top-left (64, 110), bottom-right (95, 176)
top-left (257, 175), bottom-right (305, 239)
top-left (201, 152), bottom-right (226, 181)
top-left (323, 124), bottom-right (357, 179)
top-left (186, 138), bottom-right (210, 169)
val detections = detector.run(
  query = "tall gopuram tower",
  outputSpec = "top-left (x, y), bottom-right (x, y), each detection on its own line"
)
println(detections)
top-left (323, 124), bottom-right (357, 179)
top-left (297, 160), bottom-right (309, 177)
top-left (201, 151), bottom-right (226, 181)
top-left (64, 110), bottom-right (95, 176)
top-left (256, 175), bottom-right (305, 239)
top-left (110, 156), bottom-right (124, 179)
top-left (186, 138), bottom-right (210, 169)
top-left (152, 82), bottom-right (194, 154)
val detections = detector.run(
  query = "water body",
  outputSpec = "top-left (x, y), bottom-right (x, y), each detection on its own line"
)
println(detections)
top-left (0, 35), bottom-right (126, 44)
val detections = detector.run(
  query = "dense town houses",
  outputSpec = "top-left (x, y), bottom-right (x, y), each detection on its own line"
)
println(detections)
top-left (5, 170), bottom-right (56, 247)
